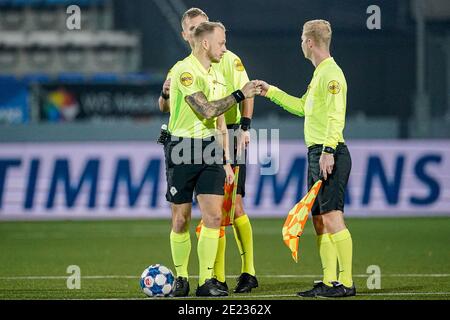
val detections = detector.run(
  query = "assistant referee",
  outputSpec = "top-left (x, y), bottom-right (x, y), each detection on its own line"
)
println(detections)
top-left (256, 20), bottom-right (355, 298)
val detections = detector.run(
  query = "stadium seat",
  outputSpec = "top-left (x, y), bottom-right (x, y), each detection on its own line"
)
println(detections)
top-left (22, 73), bottom-right (51, 83)
top-left (0, 7), bottom-right (26, 30)
top-left (57, 72), bottom-right (85, 83)
top-left (90, 73), bottom-right (119, 83)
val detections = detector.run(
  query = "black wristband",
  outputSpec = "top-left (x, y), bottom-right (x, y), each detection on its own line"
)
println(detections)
top-left (322, 146), bottom-right (336, 155)
top-left (231, 90), bottom-right (245, 104)
top-left (160, 90), bottom-right (170, 100)
top-left (240, 117), bottom-right (251, 131)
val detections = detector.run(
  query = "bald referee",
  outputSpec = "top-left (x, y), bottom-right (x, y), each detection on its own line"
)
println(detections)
top-left (256, 20), bottom-right (355, 298)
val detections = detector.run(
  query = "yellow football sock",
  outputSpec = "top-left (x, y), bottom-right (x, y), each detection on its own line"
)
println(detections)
top-left (170, 230), bottom-right (191, 279)
top-left (213, 226), bottom-right (226, 283)
top-left (197, 226), bottom-right (220, 286)
top-left (233, 214), bottom-right (255, 276)
top-left (317, 233), bottom-right (337, 286)
top-left (330, 229), bottom-right (353, 287)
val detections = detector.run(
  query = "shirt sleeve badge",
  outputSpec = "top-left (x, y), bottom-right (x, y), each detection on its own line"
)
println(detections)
top-left (327, 80), bottom-right (341, 94)
top-left (234, 58), bottom-right (245, 71)
top-left (180, 72), bottom-right (194, 86)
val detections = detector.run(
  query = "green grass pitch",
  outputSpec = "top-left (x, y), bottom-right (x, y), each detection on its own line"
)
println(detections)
top-left (0, 217), bottom-right (449, 300)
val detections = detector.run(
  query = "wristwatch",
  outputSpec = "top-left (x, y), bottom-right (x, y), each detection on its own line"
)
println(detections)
top-left (160, 90), bottom-right (170, 100)
top-left (322, 146), bottom-right (335, 155)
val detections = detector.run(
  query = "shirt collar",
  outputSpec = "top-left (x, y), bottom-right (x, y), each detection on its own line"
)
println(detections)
top-left (314, 57), bottom-right (334, 75)
top-left (189, 53), bottom-right (212, 75)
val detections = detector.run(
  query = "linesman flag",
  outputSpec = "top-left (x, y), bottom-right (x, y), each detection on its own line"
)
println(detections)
top-left (196, 166), bottom-right (240, 238)
top-left (282, 179), bottom-right (323, 262)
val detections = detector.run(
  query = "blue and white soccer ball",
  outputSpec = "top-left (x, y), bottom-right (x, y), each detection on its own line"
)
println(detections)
top-left (140, 264), bottom-right (175, 297)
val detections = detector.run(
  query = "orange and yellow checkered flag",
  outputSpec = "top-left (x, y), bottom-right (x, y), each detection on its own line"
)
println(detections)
top-left (282, 179), bottom-right (323, 262)
top-left (196, 166), bottom-right (240, 238)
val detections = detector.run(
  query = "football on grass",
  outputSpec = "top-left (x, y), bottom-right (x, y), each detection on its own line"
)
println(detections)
top-left (140, 264), bottom-right (175, 297)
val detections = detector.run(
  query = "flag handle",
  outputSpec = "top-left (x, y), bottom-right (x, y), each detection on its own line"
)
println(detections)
top-left (229, 166), bottom-right (239, 224)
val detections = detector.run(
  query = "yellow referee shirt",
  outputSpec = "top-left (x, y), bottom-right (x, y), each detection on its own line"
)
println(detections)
top-left (168, 54), bottom-right (227, 139)
top-left (214, 50), bottom-right (250, 125)
top-left (166, 50), bottom-right (249, 126)
top-left (266, 57), bottom-right (347, 149)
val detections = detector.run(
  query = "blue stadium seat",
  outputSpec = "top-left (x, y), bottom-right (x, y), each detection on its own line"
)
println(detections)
top-left (28, 0), bottom-right (43, 7)
top-left (121, 73), bottom-right (154, 83)
top-left (10, 0), bottom-right (43, 7)
top-left (74, 0), bottom-right (94, 7)
top-left (11, 0), bottom-right (28, 6)
top-left (91, 73), bottom-right (119, 83)
top-left (85, 0), bottom-right (106, 7)
top-left (0, 74), bottom-right (18, 83)
top-left (57, 72), bottom-right (85, 83)
top-left (0, 0), bottom-right (102, 8)
top-left (43, 0), bottom-right (105, 8)
top-left (22, 73), bottom-right (51, 83)
top-left (44, 0), bottom-right (70, 7)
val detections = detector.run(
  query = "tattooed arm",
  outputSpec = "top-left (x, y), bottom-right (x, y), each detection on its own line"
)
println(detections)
top-left (184, 81), bottom-right (260, 120)
top-left (185, 92), bottom-right (237, 119)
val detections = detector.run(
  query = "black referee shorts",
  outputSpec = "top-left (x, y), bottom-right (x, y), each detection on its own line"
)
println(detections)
top-left (307, 143), bottom-right (352, 216)
top-left (164, 137), bottom-right (226, 204)
top-left (227, 124), bottom-right (247, 197)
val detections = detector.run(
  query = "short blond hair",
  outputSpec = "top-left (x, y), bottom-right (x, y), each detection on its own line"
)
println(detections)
top-left (193, 21), bottom-right (226, 40)
top-left (302, 19), bottom-right (332, 49)
top-left (181, 8), bottom-right (209, 27)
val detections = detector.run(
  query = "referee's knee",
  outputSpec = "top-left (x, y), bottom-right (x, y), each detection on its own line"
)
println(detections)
top-left (202, 214), bottom-right (222, 229)
top-left (234, 197), bottom-right (245, 218)
top-left (171, 211), bottom-right (191, 233)
top-left (312, 215), bottom-right (326, 234)
top-left (172, 220), bottom-right (189, 233)
top-left (321, 210), bottom-right (346, 233)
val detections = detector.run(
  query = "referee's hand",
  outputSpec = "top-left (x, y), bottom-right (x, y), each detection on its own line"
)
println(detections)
top-left (319, 152), bottom-right (334, 181)
top-left (224, 163), bottom-right (235, 185)
top-left (254, 80), bottom-right (270, 96)
top-left (236, 129), bottom-right (250, 160)
top-left (241, 81), bottom-right (261, 98)
top-left (162, 78), bottom-right (171, 95)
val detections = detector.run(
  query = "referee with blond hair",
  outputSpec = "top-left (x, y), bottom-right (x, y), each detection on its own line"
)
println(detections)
top-left (256, 19), bottom-right (355, 298)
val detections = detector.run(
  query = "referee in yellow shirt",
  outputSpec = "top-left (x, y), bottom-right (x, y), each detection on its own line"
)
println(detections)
top-left (257, 20), bottom-right (355, 298)
top-left (162, 20), bottom-right (259, 297)
top-left (159, 8), bottom-right (258, 295)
